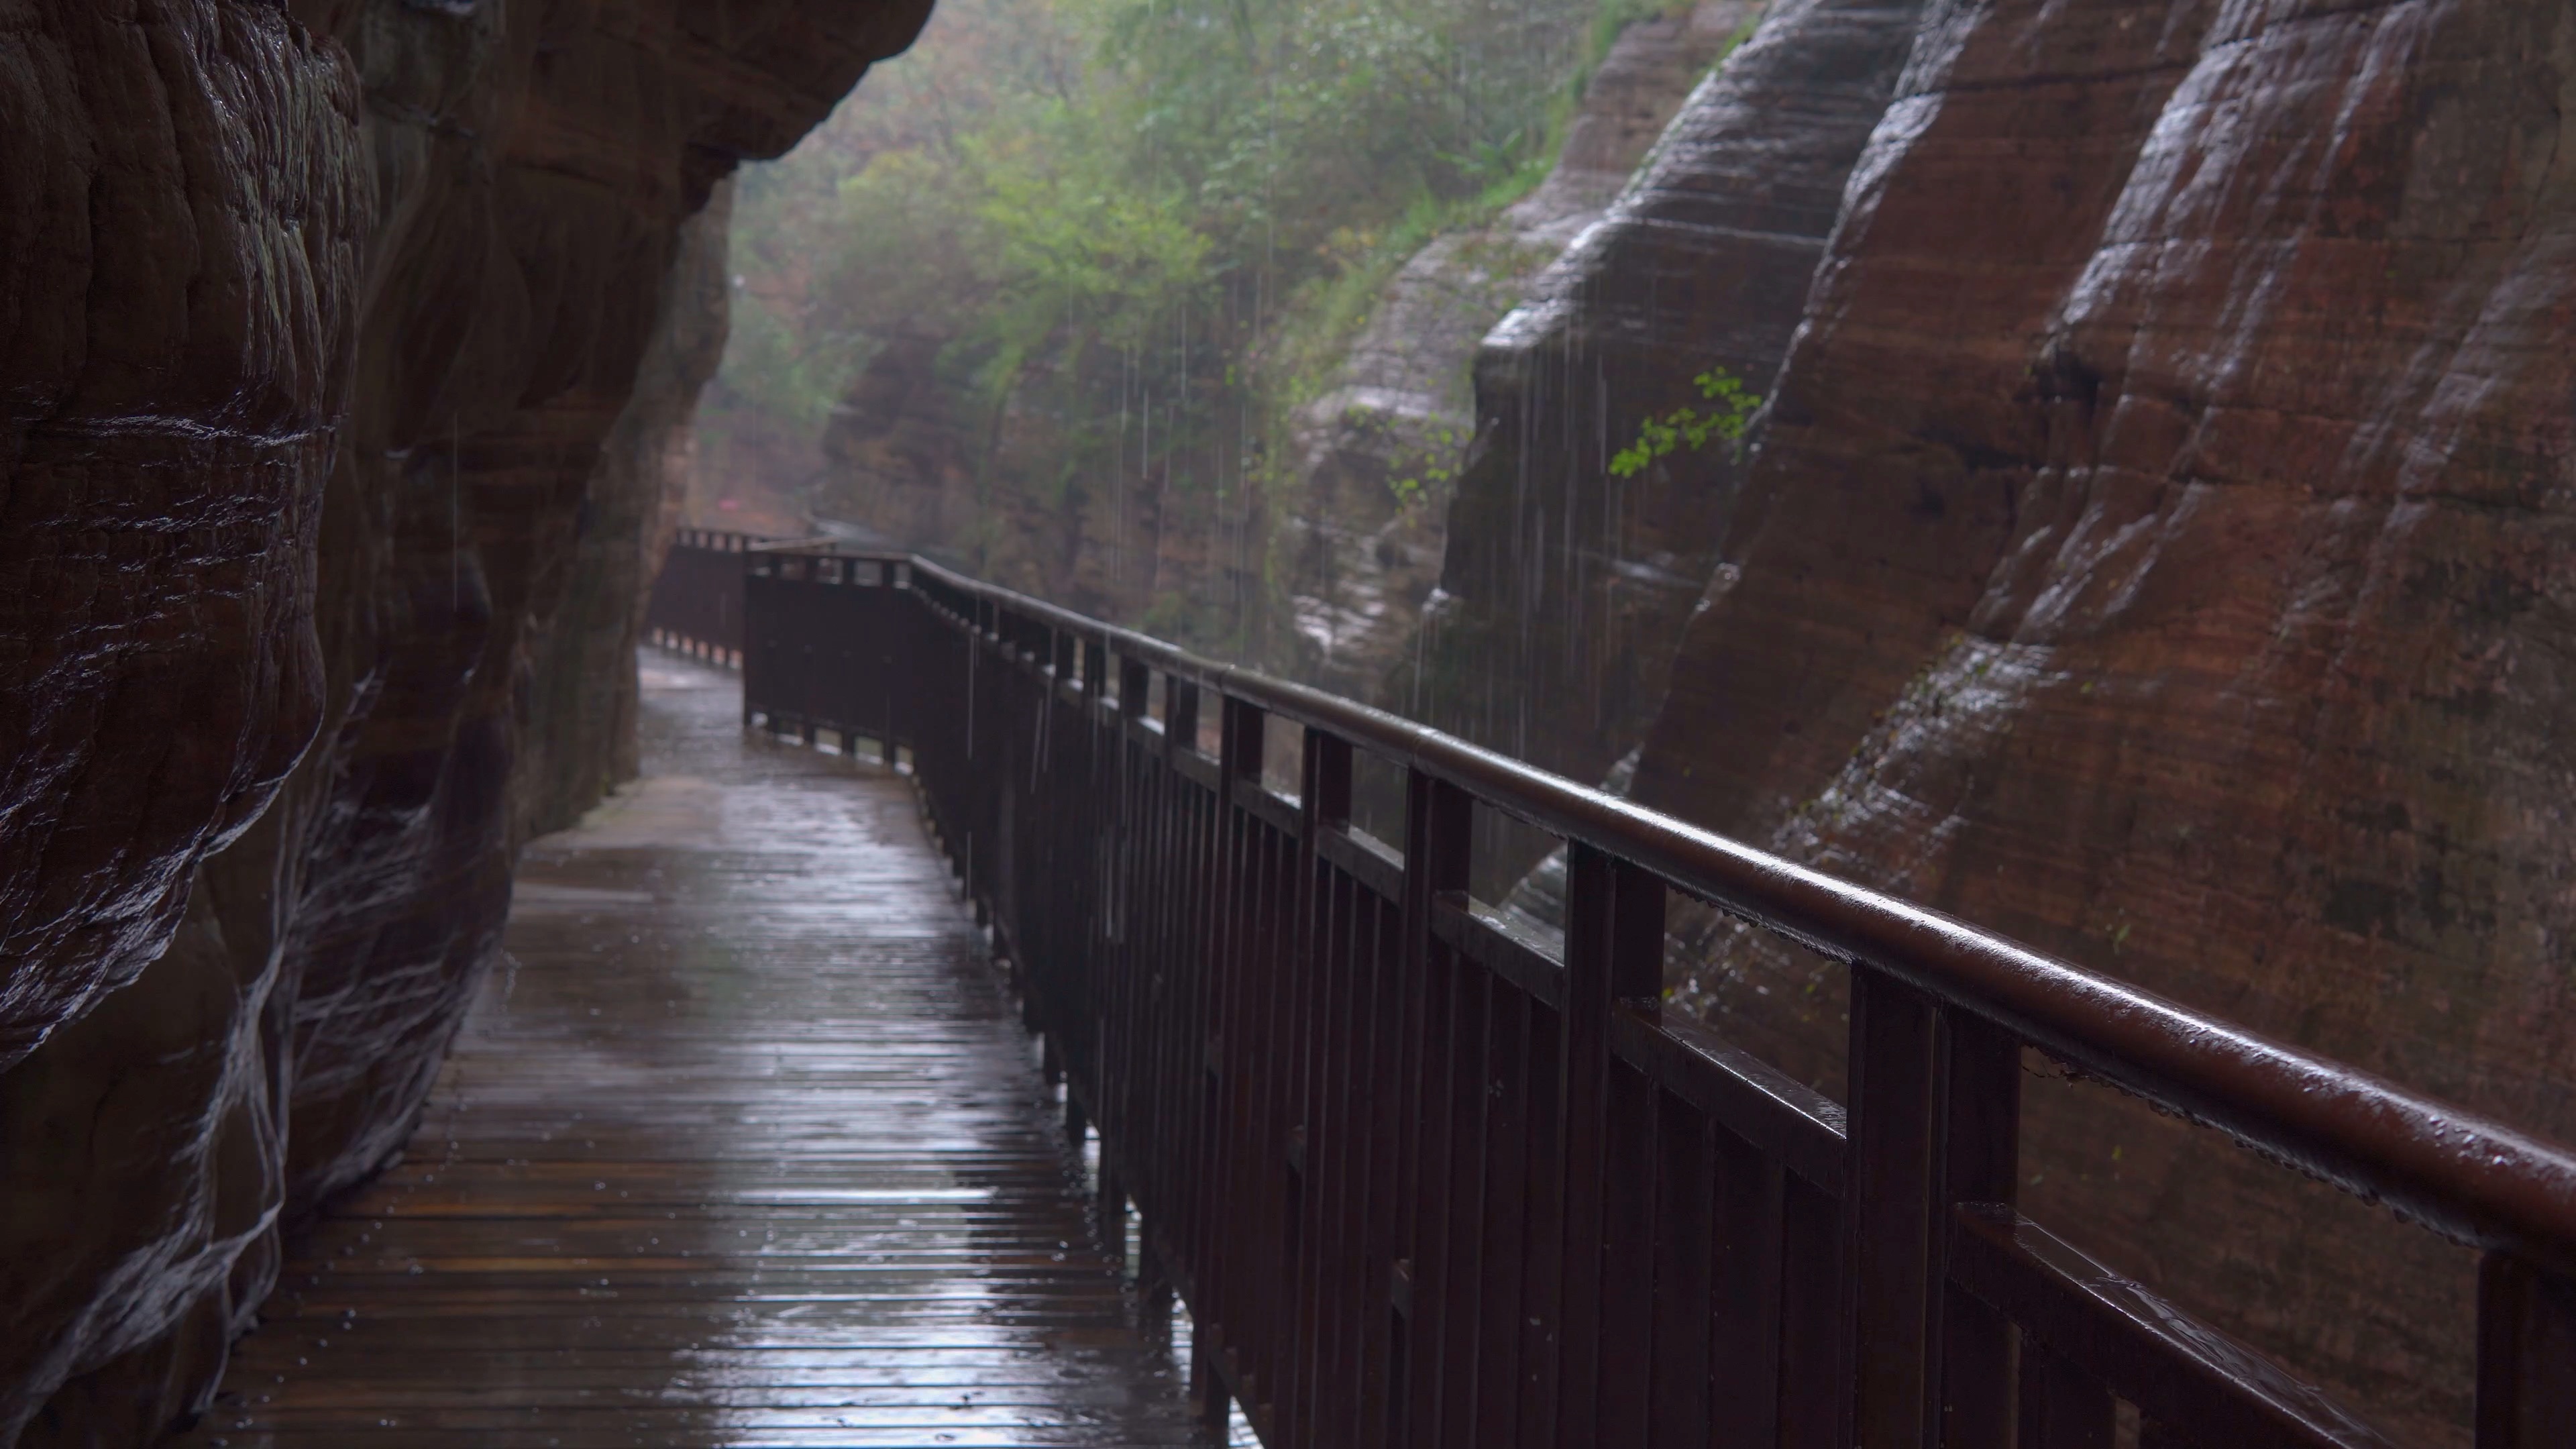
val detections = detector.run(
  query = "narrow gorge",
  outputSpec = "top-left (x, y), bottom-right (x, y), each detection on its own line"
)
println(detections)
top-left (4, 0), bottom-right (2572, 1444)
top-left (708, 0), bottom-right (2576, 1439)
top-left (0, 4), bottom-right (927, 1442)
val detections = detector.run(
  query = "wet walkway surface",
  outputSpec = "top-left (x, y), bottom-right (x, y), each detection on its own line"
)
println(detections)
top-left (182, 653), bottom-right (1212, 1447)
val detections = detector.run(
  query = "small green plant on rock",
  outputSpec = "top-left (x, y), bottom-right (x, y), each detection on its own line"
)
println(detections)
top-left (1607, 366), bottom-right (1760, 478)
top-left (1382, 422), bottom-right (1464, 507)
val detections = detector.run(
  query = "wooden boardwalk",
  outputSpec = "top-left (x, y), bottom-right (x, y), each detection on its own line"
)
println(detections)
top-left (180, 655), bottom-right (1218, 1448)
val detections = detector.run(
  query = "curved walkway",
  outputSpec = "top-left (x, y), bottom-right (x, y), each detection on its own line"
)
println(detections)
top-left (180, 653), bottom-right (1208, 1447)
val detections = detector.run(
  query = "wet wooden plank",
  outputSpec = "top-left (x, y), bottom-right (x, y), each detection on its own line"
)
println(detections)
top-left (176, 655), bottom-right (1220, 1448)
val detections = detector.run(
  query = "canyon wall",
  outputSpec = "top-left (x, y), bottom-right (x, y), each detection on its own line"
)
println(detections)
top-left (1279, 1), bottom-right (1755, 701)
top-left (1398, 0), bottom-right (1930, 846)
top-left (0, 4), bottom-right (928, 1444)
top-left (1611, 0), bottom-right (2576, 1439)
top-left (806, 0), bottom-right (1738, 661)
top-left (0, 11), bottom-right (362, 1442)
top-left (517, 180), bottom-right (739, 841)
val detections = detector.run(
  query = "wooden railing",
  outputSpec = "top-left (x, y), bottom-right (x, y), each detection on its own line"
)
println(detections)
top-left (641, 527), bottom-right (767, 665)
top-left (652, 537), bottom-right (2576, 1448)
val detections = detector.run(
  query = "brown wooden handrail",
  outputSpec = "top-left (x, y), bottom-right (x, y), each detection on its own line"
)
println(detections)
top-left (667, 534), bottom-right (2576, 1448)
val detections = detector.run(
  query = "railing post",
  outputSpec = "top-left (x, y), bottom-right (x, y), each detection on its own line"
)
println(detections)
top-left (1558, 843), bottom-right (1662, 1444)
top-left (1304, 729), bottom-right (1352, 833)
top-left (1840, 968), bottom-right (2023, 1449)
top-left (738, 548), bottom-right (759, 729)
top-left (1120, 657), bottom-right (1152, 720)
top-left (1286, 725), bottom-right (1351, 1446)
top-left (1221, 695), bottom-right (1263, 788)
top-left (1395, 767), bottom-right (1472, 1446)
top-left (1167, 677), bottom-right (1200, 757)
top-left (2479, 1250), bottom-right (2576, 1446)
top-left (1939, 1011), bottom-right (2021, 1448)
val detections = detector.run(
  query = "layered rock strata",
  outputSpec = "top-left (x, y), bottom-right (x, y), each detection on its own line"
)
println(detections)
top-left (517, 181), bottom-right (738, 841)
top-left (0, 2), bottom-right (361, 1076)
top-left (1, 9), bottom-right (362, 1435)
top-left (1625, 1), bottom-right (2576, 1440)
top-left (0, 4), bottom-right (928, 1444)
top-left (1397, 0), bottom-right (1930, 877)
top-left (1281, 1), bottom-right (1756, 700)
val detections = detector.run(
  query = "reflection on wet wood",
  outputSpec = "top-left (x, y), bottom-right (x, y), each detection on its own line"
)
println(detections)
top-left (177, 657), bottom-right (1214, 1447)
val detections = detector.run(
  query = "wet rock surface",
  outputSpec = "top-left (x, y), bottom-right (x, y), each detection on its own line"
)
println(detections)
top-left (516, 181), bottom-right (739, 842)
top-left (1622, 1), bottom-right (2576, 1438)
top-left (0, 4), bottom-right (928, 1443)
top-left (0, 1), bottom-right (361, 1075)
top-left (1399, 0), bottom-right (1931, 869)
top-left (1281, 1), bottom-right (1755, 700)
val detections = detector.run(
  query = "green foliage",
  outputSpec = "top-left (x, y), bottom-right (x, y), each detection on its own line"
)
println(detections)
top-left (1384, 421), bottom-right (1468, 506)
top-left (710, 0), bottom-right (1675, 631)
top-left (1606, 367), bottom-right (1761, 478)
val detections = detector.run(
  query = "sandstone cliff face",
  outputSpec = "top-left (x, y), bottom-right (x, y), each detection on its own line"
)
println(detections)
top-left (0, 3), bottom-right (361, 1075)
top-left (0, 5), bottom-right (926, 1444)
top-left (257, 0), bottom-right (922, 1235)
top-left (1623, 1), bottom-right (2576, 1438)
top-left (517, 180), bottom-right (738, 841)
top-left (1400, 0), bottom-right (1929, 842)
top-left (0, 11), bottom-right (360, 1433)
top-left (1281, 1), bottom-right (1754, 701)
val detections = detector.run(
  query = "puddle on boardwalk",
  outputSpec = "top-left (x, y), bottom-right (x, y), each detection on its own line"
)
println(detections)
top-left (177, 650), bottom-right (1246, 1448)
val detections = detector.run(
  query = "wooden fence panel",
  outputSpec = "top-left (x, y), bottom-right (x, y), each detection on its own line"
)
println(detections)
top-left (690, 545), bottom-right (2576, 1449)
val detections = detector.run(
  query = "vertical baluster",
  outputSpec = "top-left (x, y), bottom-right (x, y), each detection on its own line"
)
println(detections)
top-left (1185, 678), bottom-right (1228, 1377)
top-left (1178, 689), bottom-right (1222, 1322)
top-left (1358, 886), bottom-right (1408, 1449)
top-left (1092, 647), bottom-right (1140, 1257)
top-left (1396, 769), bottom-right (1471, 1446)
top-left (1143, 659), bottom-right (1179, 1258)
top-left (1404, 877), bottom-right (1460, 1444)
top-left (1319, 868), bottom-right (1375, 1448)
top-left (1169, 678), bottom-right (1200, 758)
top-left (1560, 847), bottom-right (1663, 1444)
top-left (1436, 959), bottom-right (1493, 1448)
top-left (1842, 967), bottom-right (1938, 1449)
top-left (1839, 975), bottom-right (2023, 1449)
top-left (1937, 1011), bottom-right (2021, 1448)
top-left (1474, 985), bottom-right (1533, 1449)
top-left (1515, 994), bottom-right (1566, 1442)
top-left (1133, 663), bottom-right (1183, 1335)
top-left (739, 548), bottom-right (760, 728)
top-left (1296, 730), bottom-right (1356, 1447)
top-left (1216, 695), bottom-right (1270, 1421)
top-left (2478, 1250), bottom-right (2576, 1447)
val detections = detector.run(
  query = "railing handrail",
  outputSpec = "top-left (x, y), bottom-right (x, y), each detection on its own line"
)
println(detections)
top-left (783, 546), bottom-right (2576, 1277)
